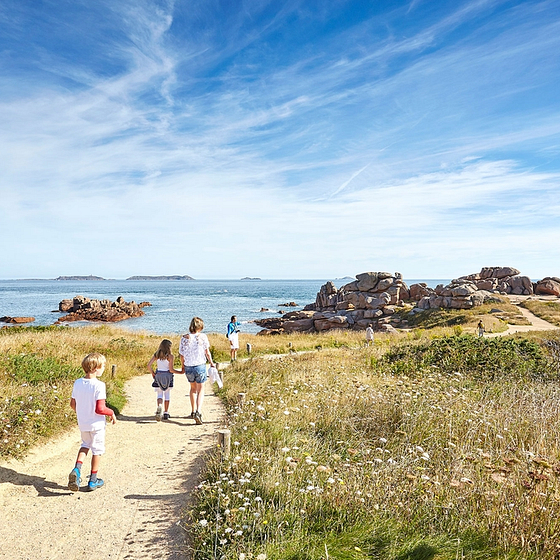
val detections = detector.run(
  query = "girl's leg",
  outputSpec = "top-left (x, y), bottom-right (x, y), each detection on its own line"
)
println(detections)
top-left (163, 388), bottom-right (171, 412)
top-left (195, 382), bottom-right (205, 413)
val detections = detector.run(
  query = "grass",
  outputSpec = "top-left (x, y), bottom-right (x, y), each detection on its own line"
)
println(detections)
top-left (521, 300), bottom-right (560, 327)
top-left (189, 332), bottom-right (560, 560)
top-left (0, 325), bottom-right (160, 457)
top-left (399, 300), bottom-right (530, 332)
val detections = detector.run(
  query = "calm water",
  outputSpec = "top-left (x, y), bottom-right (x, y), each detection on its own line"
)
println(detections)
top-left (0, 279), bottom-right (449, 335)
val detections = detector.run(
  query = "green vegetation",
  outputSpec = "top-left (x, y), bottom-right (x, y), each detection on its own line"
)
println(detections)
top-left (190, 333), bottom-right (560, 559)
top-left (0, 325), bottom-right (157, 457)
top-left (398, 300), bottom-right (529, 332)
top-left (521, 300), bottom-right (560, 327)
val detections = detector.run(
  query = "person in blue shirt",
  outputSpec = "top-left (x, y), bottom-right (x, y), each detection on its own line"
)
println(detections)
top-left (227, 315), bottom-right (241, 362)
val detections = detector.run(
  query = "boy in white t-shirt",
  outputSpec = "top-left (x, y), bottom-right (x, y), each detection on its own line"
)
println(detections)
top-left (68, 353), bottom-right (116, 492)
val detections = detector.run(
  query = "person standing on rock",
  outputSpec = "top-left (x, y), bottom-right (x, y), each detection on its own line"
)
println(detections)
top-left (179, 317), bottom-right (216, 424)
top-left (227, 315), bottom-right (241, 362)
top-left (147, 339), bottom-right (182, 421)
top-left (68, 353), bottom-right (116, 492)
top-left (365, 324), bottom-right (374, 346)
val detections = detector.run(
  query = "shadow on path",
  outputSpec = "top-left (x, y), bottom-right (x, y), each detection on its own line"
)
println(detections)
top-left (0, 465), bottom-right (70, 497)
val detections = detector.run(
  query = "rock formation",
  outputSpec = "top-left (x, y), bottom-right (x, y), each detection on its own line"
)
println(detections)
top-left (535, 277), bottom-right (560, 296)
top-left (256, 272), bottom-right (408, 334)
top-left (409, 266), bottom-right (535, 311)
top-left (0, 316), bottom-right (35, 324)
top-left (55, 295), bottom-right (150, 324)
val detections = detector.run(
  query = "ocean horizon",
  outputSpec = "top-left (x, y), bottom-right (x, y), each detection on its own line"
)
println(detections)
top-left (0, 278), bottom-right (451, 335)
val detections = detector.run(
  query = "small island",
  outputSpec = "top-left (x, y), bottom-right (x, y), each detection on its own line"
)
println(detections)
top-left (126, 275), bottom-right (194, 281)
top-left (55, 275), bottom-right (106, 281)
top-left (240, 277), bottom-right (261, 280)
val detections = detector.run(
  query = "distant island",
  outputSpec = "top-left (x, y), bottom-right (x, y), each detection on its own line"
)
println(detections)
top-left (240, 277), bottom-right (261, 280)
top-left (126, 275), bottom-right (195, 281)
top-left (55, 275), bottom-right (105, 281)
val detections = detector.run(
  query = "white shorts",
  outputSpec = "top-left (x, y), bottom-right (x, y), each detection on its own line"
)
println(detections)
top-left (228, 332), bottom-right (239, 349)
top-left (80, 428), bottom-right (106, 455)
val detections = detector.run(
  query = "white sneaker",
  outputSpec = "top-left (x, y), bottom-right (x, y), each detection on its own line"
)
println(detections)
top-left (155, 404), bottom-right (163, 421)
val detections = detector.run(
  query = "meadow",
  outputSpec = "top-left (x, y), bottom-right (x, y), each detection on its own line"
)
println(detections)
top-left (190, 331), bottom-right (560, 560)
top-left (2, 319), bottom-right (560, 559)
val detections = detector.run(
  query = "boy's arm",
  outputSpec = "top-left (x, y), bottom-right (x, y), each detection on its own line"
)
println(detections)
top-left (95, 399), bottom-right (117, 424)
top-left (70, 397), bottom-right (76, 412)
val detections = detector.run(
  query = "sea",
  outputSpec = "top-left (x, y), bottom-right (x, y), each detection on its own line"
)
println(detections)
top-left (0, 279), bottom-right (450, 335)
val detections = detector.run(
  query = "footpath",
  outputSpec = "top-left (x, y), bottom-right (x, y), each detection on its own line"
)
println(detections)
top-left (0, 374), bottom-right (223, 560)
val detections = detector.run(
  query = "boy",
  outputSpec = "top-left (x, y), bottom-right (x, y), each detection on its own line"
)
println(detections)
top-left (365, 324), bottom-right (374, 346)
top-left (68, 353), bottom-right (116, 492)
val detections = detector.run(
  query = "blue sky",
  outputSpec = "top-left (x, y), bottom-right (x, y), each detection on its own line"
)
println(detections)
top-left (1, 0), bottom-right (559, 280)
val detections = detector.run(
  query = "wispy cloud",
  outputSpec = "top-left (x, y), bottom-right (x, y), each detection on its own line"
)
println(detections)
top-left (1, 0), bottom-right (559, 278)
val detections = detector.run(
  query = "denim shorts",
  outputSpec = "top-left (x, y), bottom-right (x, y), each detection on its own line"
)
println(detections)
top-left (185, 364), bottom-right (207, 384)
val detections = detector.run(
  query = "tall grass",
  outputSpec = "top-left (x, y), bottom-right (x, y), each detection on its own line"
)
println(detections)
top-left (190, 333), bottom-right (560, 559)
top-left (0, 325), bottom-right (161, 457)
top-left (521, 300), bottom-right (560, 327)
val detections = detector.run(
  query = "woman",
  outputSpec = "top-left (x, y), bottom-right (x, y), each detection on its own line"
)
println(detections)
top-left (226, 315), bottom-right (241, 362)
top-left (179, 317), bottom-right (215, 424)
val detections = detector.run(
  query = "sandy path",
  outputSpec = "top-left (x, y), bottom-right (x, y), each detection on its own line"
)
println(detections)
top-left (486, 303), bottom-right (559, 337)
top-left (0, 374), bottom-right (224, 560)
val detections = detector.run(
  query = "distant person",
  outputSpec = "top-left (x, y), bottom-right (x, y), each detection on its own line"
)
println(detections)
top-left (227, 315), bottom-right (241, 362)
top-left (365, 324), bottom-right (374, 346)
top-left (477, 320), bottom-right (485, 338)
top-left (68, 353), bottom-right (116, 492)
top-left (179, 317), bottom-right (216, 424)
top-left (147, 339), bottom-right (181, 421)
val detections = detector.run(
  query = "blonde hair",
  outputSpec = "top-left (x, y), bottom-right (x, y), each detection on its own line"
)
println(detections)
top-left (81, 352), bottom-right (106, 374)
top-left (189, 317), bottom-right (204, 333)
top-left (155, 339), bottom-right (172, 360)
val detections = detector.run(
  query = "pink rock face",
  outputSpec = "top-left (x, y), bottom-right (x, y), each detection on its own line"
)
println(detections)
top-left (535, 278), bottom-right (560, 296)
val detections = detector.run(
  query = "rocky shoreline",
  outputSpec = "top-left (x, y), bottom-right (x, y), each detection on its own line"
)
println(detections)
top-left (55, 295), bottom-right (151, 324)
top-left (255, 267), bottom-right (560, 335)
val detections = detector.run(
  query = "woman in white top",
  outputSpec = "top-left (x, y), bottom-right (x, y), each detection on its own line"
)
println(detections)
top-left (147, 339), bottom-right (181, 421)
top-left (179, 317), bottom-right (215, 424)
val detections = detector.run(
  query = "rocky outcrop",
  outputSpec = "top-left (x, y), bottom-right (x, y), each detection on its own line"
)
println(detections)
top-left (256, 272), bottom-right (408, 334)
top-left (0, 316), bottom-right (35, 324)
top-left (409, 266), bottom-right (535, 309)
top-left (535, 277), bottom-right (560, 297)
top-left (56, 295), bottom-right (149, 323)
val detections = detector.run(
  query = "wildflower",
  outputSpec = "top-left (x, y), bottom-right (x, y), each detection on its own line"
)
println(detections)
top-left (257, 555), bottom-right (267, 560)
top-left (281, 447), bottom-right (290, 453)
top-left (283, 410), bottom-right (290, 415)
top-left (198, 519), bottom-right (208, 526)
top-left (415, 446), bottom-right (424, 453)
top-left (326, 477), bottom-right (335, 484)
top-left (239, 554), bottom-right (246, 560)
top-left (35, 409), bottom-right (41, 415)
top-left (379, 437), bottom-right (387, 443)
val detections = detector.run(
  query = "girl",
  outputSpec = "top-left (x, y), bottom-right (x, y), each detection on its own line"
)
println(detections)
top-left (179, 317), bottom-right (216, 424)
top-left (226, 315), bottom-right (241, 362)
top-left (147, 339), bottom-right (181, 421)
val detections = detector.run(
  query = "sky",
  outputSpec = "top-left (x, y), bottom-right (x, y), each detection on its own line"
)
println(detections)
top-left (1, 0), bottom-right (559, 280)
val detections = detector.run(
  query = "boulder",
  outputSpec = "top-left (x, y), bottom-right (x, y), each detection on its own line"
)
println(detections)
top-left (535, 277), bottom-right (560, 296)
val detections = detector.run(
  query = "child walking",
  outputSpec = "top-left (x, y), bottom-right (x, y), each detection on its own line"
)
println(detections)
top-left (68, 353), bottom-right (116, 492)
top-left (179, 317), bottom-right (216, 424)
top-left (147, 339), bottom-right (181, 421)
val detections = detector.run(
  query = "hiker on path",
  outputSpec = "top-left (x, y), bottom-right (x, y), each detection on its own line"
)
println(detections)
top-left (179, 317), bottom-right (216, 425)
top-left (147, 339), bottom-right (182, 421)
top-left (68, 353), bottom-right (116, 492)
top-left (227, 315), bottom-right (241, 362)
top-left (365, 324), bottom-right (374, 346)
top-left (477, 320), bottom-right (485, 337)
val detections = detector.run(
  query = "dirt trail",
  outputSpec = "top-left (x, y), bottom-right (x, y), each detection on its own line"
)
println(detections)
top-left (486, 303), bottom-right (559, 337)
top-left (0, 374), bottom-right (224, 560)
